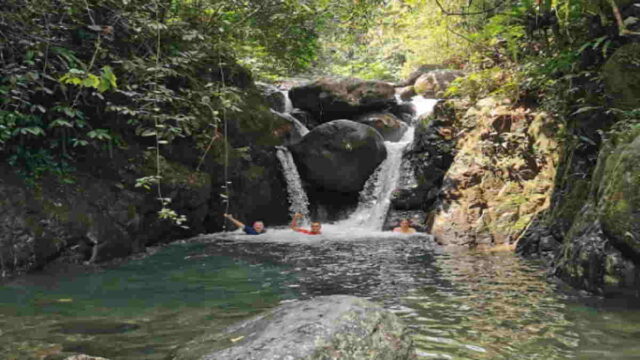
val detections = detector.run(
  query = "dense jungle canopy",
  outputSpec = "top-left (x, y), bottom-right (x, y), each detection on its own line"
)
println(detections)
top-left (2, 0), bottom-right (638, 181)
top-left (1, 0), bottom-right (639, 230)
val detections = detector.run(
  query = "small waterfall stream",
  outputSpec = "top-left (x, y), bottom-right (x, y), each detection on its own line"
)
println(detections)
top-left (336, 127), bottom-right (416, 230)
top-left (281, 90), bottom-right (294, 113)
top-left (276, 145), bottom-right (310, 221)
top-left (336, 96), bottom-right (438, 230)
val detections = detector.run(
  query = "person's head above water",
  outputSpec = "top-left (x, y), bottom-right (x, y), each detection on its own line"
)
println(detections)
top-left (290, 213), bottom-right (322, 235)
top-left (310, 222), bottom-right (322, 234)
top-left (253, 221), bottom-right (265, 232)
top-left (393, 218), bottom-right (416, 233)
top-left (223, 213), bottom-right (265, 235)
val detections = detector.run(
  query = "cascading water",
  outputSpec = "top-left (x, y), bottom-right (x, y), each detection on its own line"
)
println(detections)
top-left (336, 127), bottom-right (416, 230)
top-left (336, 96), bottom-right (439, 230)
top-left (281, 90), bottom-right (294, 113)
top-left (272, 95), bottom-right (438, 237)
top-left (276, 145), bottom-right (310, 221)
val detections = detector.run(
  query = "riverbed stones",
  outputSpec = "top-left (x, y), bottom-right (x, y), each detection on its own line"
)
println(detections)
top-left (289, 77), bottom-right (396, 123)
top-left (290, 120), bottom-right (387, 193)
top-left (173, 295), bottom-right (414, 360)
top-left (355, 112), bottom-right (408, 142)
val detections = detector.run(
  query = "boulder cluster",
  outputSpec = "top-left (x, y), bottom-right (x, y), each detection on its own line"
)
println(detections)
top-left (272, 77), bottom-right (417, 197)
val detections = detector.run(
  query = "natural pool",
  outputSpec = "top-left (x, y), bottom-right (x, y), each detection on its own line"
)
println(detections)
top-left (1, 234), bottom-right (639, 359)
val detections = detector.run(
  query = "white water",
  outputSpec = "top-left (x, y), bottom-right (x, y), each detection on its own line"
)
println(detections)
top-left (335, 126), bottom-right (416, 231)
top-left (264, 96), bottom-right (438, 238)
top-left (275, 146), bottom-right (310, 223)
top-left (411, 96), bottom-right (439, 121)
top-left (282, 90), bottom-right (294, 113)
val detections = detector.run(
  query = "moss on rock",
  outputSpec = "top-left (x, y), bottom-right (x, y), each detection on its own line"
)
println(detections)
top-left (603, 43), bottom-right (640, 110)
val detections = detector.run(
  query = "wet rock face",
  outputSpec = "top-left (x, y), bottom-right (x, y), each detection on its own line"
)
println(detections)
top-left (603, 43), bottom-right (640, 110)
top-left (290, 120), bottom-right (387, 193)
top-left (355, 112), bottom-right (408, 142)
top-left (0, 158), bottom-right (212, 276)
top-left (173, 295), bottom-right (414, 360)
top-left (425, 98), bottom-right (559, 247)
top-left (256, 82), bottom-right (287, 113)
top-left (549, 129), bottom-right (640, 295)
top-left (289, 77), bottom-right (396, 123)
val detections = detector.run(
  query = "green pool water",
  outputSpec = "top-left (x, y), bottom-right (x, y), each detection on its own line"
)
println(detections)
top-left (1, 238), bottom-right (639, 360)
top-left (0, 243), bottom-right (298, 359)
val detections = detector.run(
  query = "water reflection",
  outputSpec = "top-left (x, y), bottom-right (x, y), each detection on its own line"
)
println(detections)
top-left (197, 235), bottom-right (640, 360)
top-left (1, 235), bottom-right (639, 360)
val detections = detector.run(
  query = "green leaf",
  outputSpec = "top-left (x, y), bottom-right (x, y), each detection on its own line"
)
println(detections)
top-left (49, 118), bottom-right (73, 128)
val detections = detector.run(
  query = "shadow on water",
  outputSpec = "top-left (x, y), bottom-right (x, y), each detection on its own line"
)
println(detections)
top-left (1, 233), bottom-right (640, 359)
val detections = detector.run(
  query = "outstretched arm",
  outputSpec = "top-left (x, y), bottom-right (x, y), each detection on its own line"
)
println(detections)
top-left (224, 214), bottom-right (245, 229)
top-left (290, 213), bottom-right (303, 231)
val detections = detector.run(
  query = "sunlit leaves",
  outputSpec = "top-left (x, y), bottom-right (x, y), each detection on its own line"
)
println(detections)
top-left (59, 66), bottom-right (117, 93)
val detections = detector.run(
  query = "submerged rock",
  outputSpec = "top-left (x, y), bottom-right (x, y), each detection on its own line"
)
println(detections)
top-left (289, 77), bottom-right (396, 123)
top-left (173, 295), bottom-right (414, 360)
top-left (290, 120), bottom-right (387, 193)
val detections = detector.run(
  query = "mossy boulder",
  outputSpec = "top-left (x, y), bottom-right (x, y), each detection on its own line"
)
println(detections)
top-left (597, 127), bottom-right (640, 258)
top-left (554, 126), bottom-right (640, 294)
top-left (603, 43), bottom-right (640, 110)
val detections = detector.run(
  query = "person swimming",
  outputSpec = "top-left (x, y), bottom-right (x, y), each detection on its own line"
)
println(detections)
top-left (290, 213), bottom-right (322, 235)
top-left (223, 213), bottom-right (266, 235)
top-left (393, 218), bottom-right (417, 234)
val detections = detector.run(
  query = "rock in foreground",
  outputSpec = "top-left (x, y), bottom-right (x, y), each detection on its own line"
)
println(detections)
top-left (173, 295), bottom-right (414, 360)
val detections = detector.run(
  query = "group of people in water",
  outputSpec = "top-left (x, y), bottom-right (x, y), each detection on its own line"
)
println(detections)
top-left (223, 213), bottom-right (417, 235)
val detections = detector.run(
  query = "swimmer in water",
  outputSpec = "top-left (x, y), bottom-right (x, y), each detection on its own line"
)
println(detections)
top-left (290, 213), bottom-right (322, 235)
top-left (393, 218), bottom-right (417, 234)
top-left (223, 213), bottom-right (266, 235)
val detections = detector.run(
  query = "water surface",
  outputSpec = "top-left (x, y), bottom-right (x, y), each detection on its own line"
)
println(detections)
top-left (1, 235), bottom-right (639, 360)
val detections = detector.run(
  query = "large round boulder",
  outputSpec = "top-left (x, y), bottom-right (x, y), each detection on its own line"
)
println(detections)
top-left (414, 70), bottom-right (464, 98)
top-left (355, 112), bottom-right (408, 142)
top-left (290, 120), bottom-right (387, 193)
top-left (289, 77), bottom-right (396, 123)
top-left (173, 295), bottom-right (414, 360)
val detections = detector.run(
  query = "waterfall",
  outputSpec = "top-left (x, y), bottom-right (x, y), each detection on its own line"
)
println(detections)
top-left (282, 90), bottom-right (293, 113)
top-left (275, 94), bottom-right (438, 233)
top-left (276, 146), bottom-right (310, 221)
top-left (335, 95), bottom-right (438, 231)
top-left (336, 127), bottom-right (416, 230)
